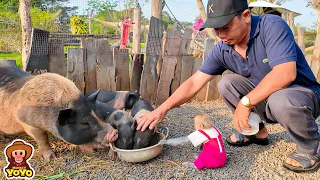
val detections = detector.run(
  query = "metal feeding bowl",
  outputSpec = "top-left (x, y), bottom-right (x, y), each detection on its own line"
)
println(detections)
top-left (109, 127), bottom-right (169, 163)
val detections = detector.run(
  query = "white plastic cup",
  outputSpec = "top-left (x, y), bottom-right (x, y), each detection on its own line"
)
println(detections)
top-left (241, 112), bottom-right (261, 135)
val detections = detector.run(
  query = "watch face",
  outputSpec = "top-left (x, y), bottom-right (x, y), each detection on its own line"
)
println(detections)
top-left (242, 97), bottom-right (249, 106)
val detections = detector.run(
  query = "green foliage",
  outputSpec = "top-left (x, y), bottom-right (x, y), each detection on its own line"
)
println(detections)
top-left (0, 53), bottom-right (22, 68)
top-left (0, 10), bottom-right (21, 52)
top-left (0, 8), bottom-right (59, 52)
top-left (0, 0), bottom-right (19, 12)
top-left (162, 11), bottom-right (174, 30)
top-left (31, 8), bottom-right (60, 32)
top-left (70, 15), bottom-right (89, 34)
top-left (85, 0), bottom-right (117, 15)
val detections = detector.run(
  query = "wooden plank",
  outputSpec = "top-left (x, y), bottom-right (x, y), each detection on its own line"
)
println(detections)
top-left (192, 57), bottom-right (202, 74)
top-left (146, 16), bottom-right (164, 55)
top-left (170, 56), bottom-right (182, 94)
top-left (170, 30), bottom-right (193, 94)
top-left (192, 57), bottom-right (204, 101)
top-left (202, 38), bottom-right (216, 101)
top-left (140, 55), bottom-right (160, 104)
top-left (113, 48), bottom-right (130, 91)
top-left (116, 76), bottom-right (121, 91)
top-left (203, 38), bottom-right (215, 58)
top-left (206, 75), bottom-right (222, 101)
top-left (96, 39), bottom-right (113, 66)
top-left (48, 39), bottom-right (66, 76)
top-left (26, 28), bottom-right (49, 73)
top-left (140, 16), bottom-right (163, 104)
top-left (179, 29), bottom-right (193, 55)
top-left (67, 48), bottom-right (85, 94)
top-left (96, 66), bottom-right (116, 91)
top-left (163, 29), bottom-right (182, 56)
top-left (130, 54), bottom-right (144, 92)
top-left (81, 38), bottom-right (97, 93)
top-left (180, 55), bottom-right (194, 84)
top-left (155, 56), bottom-right (177, 105)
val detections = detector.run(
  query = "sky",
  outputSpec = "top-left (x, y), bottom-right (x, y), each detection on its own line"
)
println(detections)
top-left (70, 0), bottom-right (317, 29)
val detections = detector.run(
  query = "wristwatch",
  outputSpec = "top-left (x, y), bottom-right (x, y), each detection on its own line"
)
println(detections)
top-left (241, 96), bottom-right (254, 109)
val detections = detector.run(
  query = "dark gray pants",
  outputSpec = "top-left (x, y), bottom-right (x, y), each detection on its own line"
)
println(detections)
top-left (218, 74), bottom-right (320, 155)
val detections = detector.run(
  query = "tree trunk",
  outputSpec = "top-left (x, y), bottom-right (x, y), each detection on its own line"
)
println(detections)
top-left (19, 0), bottom-right (32, 70)
top-left (196, 0), bottom-right (216, 39)
top-left (151, 0), bottom-right (162, 19)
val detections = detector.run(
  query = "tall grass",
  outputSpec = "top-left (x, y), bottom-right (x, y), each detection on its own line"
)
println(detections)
top-left (0, 52), bottom-right (22, 68)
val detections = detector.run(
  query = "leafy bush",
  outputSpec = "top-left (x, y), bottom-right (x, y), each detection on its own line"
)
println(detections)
top-left (70, 16), bottom-right (89, 34)
top-left (0, 8), bottom-right (60, 53)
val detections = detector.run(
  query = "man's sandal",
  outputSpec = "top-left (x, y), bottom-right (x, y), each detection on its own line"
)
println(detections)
top-left (226, 131), bottom-right (269, 147)
top-left (283, 152), bottom-right (320, 173)
top-left (226, 122), bottom-right (269, 147)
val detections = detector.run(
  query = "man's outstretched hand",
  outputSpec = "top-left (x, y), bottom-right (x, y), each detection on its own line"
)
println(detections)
top-left (136, 108), bottom-right (166, 131)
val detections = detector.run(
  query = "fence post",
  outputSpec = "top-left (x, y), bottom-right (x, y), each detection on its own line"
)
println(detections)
top-left (67, 48), bottom-right (85, 94)
top-left (132, 6), bottom-right (141, 54)
top-left (297, 28), bottom-right (305, 53)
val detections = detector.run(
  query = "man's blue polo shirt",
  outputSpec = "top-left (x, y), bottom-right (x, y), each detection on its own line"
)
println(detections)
top-left (200, 14), bottom-right (320, 99)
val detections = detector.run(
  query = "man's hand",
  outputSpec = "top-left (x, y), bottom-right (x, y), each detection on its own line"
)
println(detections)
top-left (136, 108), bottom-right (166, 131)
top-left (233, 102), bottom-right (251, 133)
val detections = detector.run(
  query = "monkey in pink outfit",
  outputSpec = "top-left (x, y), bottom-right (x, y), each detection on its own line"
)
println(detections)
top-left (161, 113), bottom-right (227, 169)
top-left (187, 113), bottom-right (227, 169)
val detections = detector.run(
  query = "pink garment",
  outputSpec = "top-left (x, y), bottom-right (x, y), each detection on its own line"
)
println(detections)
top-left (120, 19), bottom-right (134, 49)
top-left (193, 17), bottom-right (215, 37)
top-left (193, 126), bottom-right (227, 169)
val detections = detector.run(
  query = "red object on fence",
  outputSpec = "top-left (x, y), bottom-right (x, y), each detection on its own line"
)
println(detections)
top-left (120, 19), bottom-right (135, 49)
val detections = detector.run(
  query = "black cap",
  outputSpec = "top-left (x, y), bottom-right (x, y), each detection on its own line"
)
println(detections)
top-left (199, 0), bottom-right (248, 31)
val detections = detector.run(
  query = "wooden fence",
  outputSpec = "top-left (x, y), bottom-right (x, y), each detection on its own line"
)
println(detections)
top-left (64, 32), bottom-right (223, 105)
top-left (27, 25), bottom-right (320, 106)
top-left (25, 26), bottom-right (225, 105)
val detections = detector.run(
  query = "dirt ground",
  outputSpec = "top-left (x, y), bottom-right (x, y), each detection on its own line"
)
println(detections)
top-left (0, 99), bottom-right (319, 180)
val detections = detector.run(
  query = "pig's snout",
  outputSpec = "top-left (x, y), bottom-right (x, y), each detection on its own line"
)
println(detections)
top-left (96, 125), bottom-right (119, 146)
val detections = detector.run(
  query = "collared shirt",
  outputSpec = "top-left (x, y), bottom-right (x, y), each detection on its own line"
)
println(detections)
top-left (200, 14), bottom-right (320, 99)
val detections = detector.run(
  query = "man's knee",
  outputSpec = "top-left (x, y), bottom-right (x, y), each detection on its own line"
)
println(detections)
top-left (266, 90), bottom-right (302, 124)
top-left (217, 74), bottom-right (241, 96)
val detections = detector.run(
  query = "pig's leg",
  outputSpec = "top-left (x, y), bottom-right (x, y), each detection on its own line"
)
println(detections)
top-left (0, 133), bottom-right (7, 141)
top-left (108, 149), bottom-right (116, 160)
top-left (78, 144), bottom-right (96, 153)
top-left (78, 142), bottom-right (108, 153)
top-left (21, 123), bottom-right (56, 161)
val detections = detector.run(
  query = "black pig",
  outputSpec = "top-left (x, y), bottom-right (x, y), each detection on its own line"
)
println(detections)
top-left (131, 99), bottom-right (156, 149)
top-left (86, 96), bottom-right (136, 150)
top-left (86, 89), bottom-right (140, 110)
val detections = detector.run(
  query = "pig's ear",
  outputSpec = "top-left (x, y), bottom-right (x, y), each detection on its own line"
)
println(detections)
top-left (58, 108), bottom-right (75, 126)
top-left (131, 120), bottom-right (137, 130)
top-left (125, 91), bottom-right (140, 109)
top-left (87, 89), bottom-right (100, 102)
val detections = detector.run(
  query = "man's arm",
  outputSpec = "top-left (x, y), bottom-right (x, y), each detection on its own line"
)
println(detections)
top-left (136, 71), bottom-right (214, 131)
top-left (247, 61), bottom-right (296, 105)
top-left (158, 70), bottom-right (214, 113)
top-left (234, 61), bottom-right (296, 133)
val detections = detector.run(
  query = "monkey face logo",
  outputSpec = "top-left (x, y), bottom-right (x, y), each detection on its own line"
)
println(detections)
top-left (3, 139), bottom-right (35, 179)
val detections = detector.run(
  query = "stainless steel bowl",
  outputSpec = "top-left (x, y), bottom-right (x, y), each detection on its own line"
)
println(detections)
top-left (109, 127), bottom-right (169, 163)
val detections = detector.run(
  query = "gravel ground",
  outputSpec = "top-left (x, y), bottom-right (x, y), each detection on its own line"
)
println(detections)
top-left (0, 99), bottom-right (319, 180)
